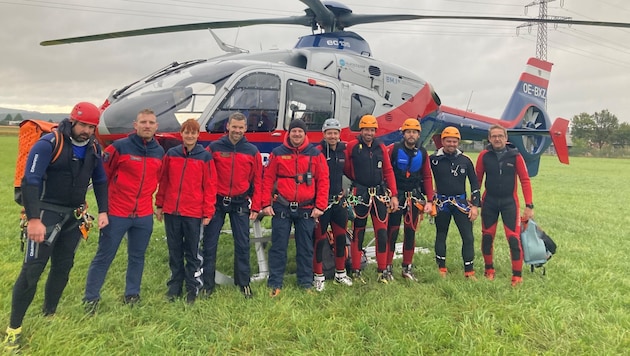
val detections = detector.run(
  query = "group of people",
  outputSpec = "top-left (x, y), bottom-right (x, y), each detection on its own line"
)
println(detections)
top-left (3, 104), bottom-right (534, 352)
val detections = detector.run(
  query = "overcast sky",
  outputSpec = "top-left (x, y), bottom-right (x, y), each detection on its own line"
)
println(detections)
top-left (1, 0), bottom-right (629, 123)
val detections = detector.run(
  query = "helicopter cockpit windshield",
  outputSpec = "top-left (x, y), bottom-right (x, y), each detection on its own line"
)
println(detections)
top-left (100, 60), bottom-right (246, 135)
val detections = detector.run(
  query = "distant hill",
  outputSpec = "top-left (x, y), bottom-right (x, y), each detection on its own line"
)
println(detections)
top-left (0, 107), bottom-right (67, 123)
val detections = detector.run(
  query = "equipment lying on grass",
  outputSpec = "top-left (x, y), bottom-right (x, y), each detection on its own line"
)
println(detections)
top-left (521, 218), bottom-right (557, 275)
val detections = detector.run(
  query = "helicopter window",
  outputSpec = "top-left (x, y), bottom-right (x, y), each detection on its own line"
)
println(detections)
top-left (285, 80), bottom-right (335, 131)
top-left (349, 93), bottom-right (376, 131)
top-left (207, 72), bottom-right (280, 133)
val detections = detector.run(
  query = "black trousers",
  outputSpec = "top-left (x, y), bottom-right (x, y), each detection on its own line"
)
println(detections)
top-left (11, 209), bottom-right (81, 328)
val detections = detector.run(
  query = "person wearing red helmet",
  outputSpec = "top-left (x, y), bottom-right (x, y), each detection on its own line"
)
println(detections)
top-left (4, 102), bottom-right (109, 352)
top-left (430, 126), bottom-right (480, 280)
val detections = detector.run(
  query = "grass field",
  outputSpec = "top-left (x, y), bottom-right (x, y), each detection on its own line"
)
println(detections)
top-left (1, 135), bottom-right (629, 355)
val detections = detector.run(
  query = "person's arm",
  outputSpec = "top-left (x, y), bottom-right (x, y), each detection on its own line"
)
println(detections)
top-left (515, 154), bottom-right (534, 220)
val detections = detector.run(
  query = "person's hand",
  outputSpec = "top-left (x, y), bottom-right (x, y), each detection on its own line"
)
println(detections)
top-left (311, 208), bottom-right (324, 219)
top-left (97, 212), bottom-right (109, 229)
top-left (249, 211), bottom-right (259, 221)
top-left (424, 202), bottom-right (433, 214)
top-left (155, 208), bottom-right (163, 222)
top-left (389, 196), bottom-right (399, 212)
top-left (202, 217), bottom-right (211, 226)
top-left (523, 207), bottom-right (534, 221)
top-left (27, 218), bottom-right (46, 243)
top-left (468, 206), bottom-right (478, 222)
top-left (262, 206), bottom-right (274, 216)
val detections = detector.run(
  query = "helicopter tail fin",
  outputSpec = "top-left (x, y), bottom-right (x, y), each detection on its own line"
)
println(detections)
top-left (501, 57), bottom-right (552, 122)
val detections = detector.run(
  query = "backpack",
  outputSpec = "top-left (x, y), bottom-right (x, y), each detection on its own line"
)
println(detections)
top-left (521, 218), bottom-right (557, 274)
top-left (14, 119), bottom-right (64, 205)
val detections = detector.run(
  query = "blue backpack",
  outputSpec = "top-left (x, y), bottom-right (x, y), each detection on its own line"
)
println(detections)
top-left (521, 219), bottom-right (556, 274)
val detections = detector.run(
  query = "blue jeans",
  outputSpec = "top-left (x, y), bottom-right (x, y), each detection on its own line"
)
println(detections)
top-left (84, 215), bottom-right (153, 301)
top-left (267, 203), bottom-right (315, 290)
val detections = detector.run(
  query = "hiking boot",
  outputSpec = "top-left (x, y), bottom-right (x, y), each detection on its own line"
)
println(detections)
top-left (334, 272), bottom-right (353, 286)
top-left (186, 291), bottom-right (196, 305)
top-left (385, 265), bottom-right (395, 281)
top-left (2, 326), bottom-right (21, 353)
top-left (352, 270), bottom-right (366, 285)
top-left (484, 269), bottom-right (495, 281)
top-left (438, 267), bottom-right (448, 278)
top-left (313, 274), bottom-right (325, 292)
top-left (377, 271), bottom-right (389, 284)
top-left (464, 271), bottom-right (477, 281)
top-left (511, 276), bottom-right (523, 287)
top-left (269, 288), bottom-right (281, 298)
top-left (83, 299), bottom-right (99, 315)
top-left (123, 294), bottom-right (140, 305)
top-left (240, 285), bottom-right (254, 299)
top-left (401, 264), bottom-right (418, 282)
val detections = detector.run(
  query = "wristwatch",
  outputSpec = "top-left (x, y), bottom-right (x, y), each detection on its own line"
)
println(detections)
top-left (525, 203), bottom-right (534, 209)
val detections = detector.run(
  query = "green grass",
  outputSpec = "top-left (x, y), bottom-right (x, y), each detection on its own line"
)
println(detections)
top-left (1, 136), bottom-right (629, 354)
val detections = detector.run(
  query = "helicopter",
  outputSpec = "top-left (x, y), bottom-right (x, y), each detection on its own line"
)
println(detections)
top-left (39, 0), bottom-right (630, 174)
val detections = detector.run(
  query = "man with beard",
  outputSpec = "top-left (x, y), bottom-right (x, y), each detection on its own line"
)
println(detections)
top-left (4, 102), bottom-right (109, 352)
top-left (430, 126), bottom-right (480, 279)
top-left (344, 115), bottom-right (399, 284)
top-left (261, 119), bottom-right (329, 297)
top-left (386, 118), bottom-right (434, 282)
top-left (203, 112), bottom-right (262, 299)
top-left (476, 124), bottom-right (534, 287)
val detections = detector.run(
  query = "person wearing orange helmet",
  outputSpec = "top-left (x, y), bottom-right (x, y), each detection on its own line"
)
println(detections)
top-left (476, 124), bottom-right (534, 287)
top-left (430, 126), bottom-right (480, 280)
top-left (386, 118), bottom-right (434, 282)
top-left (344, 114), bottom-right (399, 284)
top-left (4, 102), bottom-right (109, 352)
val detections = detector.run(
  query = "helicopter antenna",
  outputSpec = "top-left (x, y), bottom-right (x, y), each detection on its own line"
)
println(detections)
top-left (465, 90), bottom-right (474, 112)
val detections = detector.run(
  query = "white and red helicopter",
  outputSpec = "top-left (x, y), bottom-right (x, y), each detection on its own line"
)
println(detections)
top-left (40, 0), bottom-right (630, 175)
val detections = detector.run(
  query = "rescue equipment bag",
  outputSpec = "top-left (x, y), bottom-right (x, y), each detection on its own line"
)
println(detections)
top-left (521, 218), bottom-right (557, 274)
top-left (14, 119), bottom-right (63, 205)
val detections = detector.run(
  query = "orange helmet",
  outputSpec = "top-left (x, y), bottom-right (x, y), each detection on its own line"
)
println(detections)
top-left (441, 126), bottom-right (461, 140)
top-left (70, 102), bottom-right (100, 126)
top-left (401, 118), bottom-right (421, 132)
top-left (359, 115), bottom-right (378, 129)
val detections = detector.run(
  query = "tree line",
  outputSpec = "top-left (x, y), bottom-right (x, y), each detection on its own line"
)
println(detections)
top-left (570, 109), bottom-right (630, 156)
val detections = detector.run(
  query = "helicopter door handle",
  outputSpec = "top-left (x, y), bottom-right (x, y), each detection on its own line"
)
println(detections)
top-left (272, 132), bottom-right (282, 136)
top-left (382, 103), bottom-right (393, 108)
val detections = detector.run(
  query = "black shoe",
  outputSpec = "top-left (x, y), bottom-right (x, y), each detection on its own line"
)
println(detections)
top-left (240, 285), bottom-right (254, 299)
top-left (166, 293), bottom-right (179, 302)
top-left (123, 294), bottom-right (140, 305)
top-left (42, 306), bottom-right (56, 317)
top-left (186, 291), bottom-right (196, 305)
top-left (83, 299), bottom-right (99, 315)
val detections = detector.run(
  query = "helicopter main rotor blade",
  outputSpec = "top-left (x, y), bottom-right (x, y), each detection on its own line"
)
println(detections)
top-left (338, 14), bottom-right (630, 29)
top-left (40, 16), bottom-right (312, 46)
top-left (299, 0), bottom-right (336, 31)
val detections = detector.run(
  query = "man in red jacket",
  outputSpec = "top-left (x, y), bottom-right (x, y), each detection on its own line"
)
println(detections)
top-left (344, 115), bottom-right (399, 284)
top-left (155, 119), bottom-right (216, 304)
top-left (203, 112), bottom-right (263, 299)
top-left (83, 109), bottom-right (164, 313)
top-left (261, 119), bottom-right (329, 297)
top-left (476, 124), bottom-right (534, 287)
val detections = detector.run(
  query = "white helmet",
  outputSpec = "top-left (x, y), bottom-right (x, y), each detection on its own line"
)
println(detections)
top-left (322, 118), bottom-right (341, 132)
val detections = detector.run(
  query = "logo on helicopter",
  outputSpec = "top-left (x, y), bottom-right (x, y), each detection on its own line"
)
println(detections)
top-left (326, 39), bottom-right (351, 48)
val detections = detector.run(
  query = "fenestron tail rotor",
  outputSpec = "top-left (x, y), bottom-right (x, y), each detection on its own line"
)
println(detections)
top-left (40, 0), bottom-right (630, 46)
